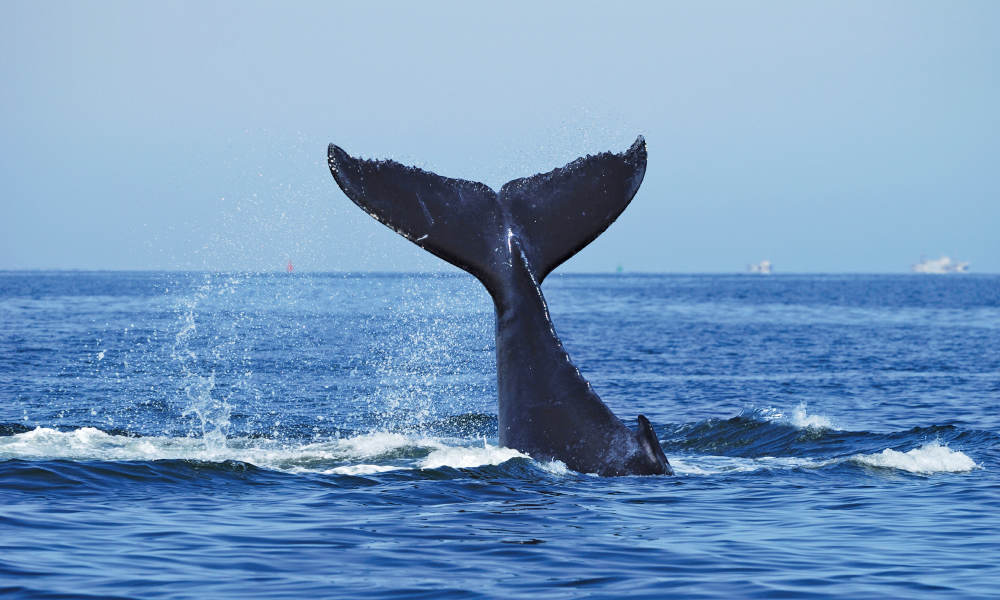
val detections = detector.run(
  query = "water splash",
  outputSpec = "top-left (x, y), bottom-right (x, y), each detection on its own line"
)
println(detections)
top-left (180, 371), bottom-right (230, 450)
top-left (788, 402), bottom-right (836, 430)
top-left (363, 275), bottom-right (493, 431)
top-left (171, 274), bottom-right (233, 449)
top-left (756, 402), bottom-right (837, 430)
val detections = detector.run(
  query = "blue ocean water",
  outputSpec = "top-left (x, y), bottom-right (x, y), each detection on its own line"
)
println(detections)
top-left (1, 271), bottom-right (998, 599)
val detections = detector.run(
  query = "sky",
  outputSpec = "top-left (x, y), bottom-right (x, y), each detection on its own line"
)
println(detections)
top-left (1, 1), bottom-right (998, 273)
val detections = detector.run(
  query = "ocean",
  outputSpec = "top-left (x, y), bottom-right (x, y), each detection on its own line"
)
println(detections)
top-left (1, 271), bottom-right (998, 598)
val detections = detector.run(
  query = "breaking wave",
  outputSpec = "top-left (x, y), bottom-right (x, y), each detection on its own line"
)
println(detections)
top-left (0, 427), bottom-right (530, 476)
top-left (661, 404), bottom-right (986, 477)
top-left (852, 441), bottom-right (978, 474)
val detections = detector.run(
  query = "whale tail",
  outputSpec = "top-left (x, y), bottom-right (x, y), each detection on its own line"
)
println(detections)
top-left (328, 137), bottom-right (670, 476)
top-left (327, 136), bottom-right (647, 294)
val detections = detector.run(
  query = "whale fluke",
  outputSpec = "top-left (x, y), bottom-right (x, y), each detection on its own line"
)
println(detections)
top-left (328, 137), bottom-right (672, 476)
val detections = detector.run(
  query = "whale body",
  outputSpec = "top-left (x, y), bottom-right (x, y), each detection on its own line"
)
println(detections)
top-left (327, 136), bottom-right (672, 476)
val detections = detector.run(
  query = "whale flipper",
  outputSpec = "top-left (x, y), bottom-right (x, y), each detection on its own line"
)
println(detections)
top-left (327, 137), bottom-right (672, 476)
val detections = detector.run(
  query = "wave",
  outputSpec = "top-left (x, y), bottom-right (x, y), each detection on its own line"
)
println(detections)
top-left (666, 408), bottom-right (850, 458)
top-left (755, 402), bottom-right (838, 430)
top-left (664, 403), bottom-right (994, 461)
top-left (0, 407), bottom-right (987, 481)
top-left (670, 442), bottom-right (979, 477)
top-left (669, 454), bottom-right (827, 476)
top-left (0, 427), bottom-right (534, 477)
top-left (662, 404), bottom-right (986, 477)
top-left (852, 441), bottom-right (979, 474)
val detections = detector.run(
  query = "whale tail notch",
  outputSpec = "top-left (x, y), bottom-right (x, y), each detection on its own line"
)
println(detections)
top-left (327, 136), bottom-right (647, 292)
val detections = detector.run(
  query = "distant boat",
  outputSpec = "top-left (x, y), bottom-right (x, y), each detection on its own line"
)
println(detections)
top-left (747, 260), bottom-right (772, 274)
top-left (286, 260), bottom-right (294, 273)
top-left (912, 256), bottom-right (969, 274)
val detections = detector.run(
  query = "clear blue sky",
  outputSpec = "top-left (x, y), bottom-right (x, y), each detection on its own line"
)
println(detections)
top-left (2, 1), bottom-right (997, 272)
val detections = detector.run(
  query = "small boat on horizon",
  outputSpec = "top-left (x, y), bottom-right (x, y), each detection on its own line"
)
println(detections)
top-left (912, 256), bottom-right (969, 274)
top-left (747, 260), bottom-right (772, 274)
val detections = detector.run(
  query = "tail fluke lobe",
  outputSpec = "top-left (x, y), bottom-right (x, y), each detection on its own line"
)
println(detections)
top-left (499, 136), bottom-right (647, 283)
top-left (328, 144), bottom-right (505, 292)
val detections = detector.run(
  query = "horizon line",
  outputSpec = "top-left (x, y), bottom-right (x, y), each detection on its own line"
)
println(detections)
top-left (1, 268), bottom-right (995, 276)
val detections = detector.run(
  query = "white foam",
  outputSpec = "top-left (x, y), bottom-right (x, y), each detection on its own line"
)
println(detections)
top-left (338, 431), bottom-right (438, 458)
top-left (0, 427), bottom-right (531, 475)
top-left (854, 441), bottom-right (978, 474)
top-left (324, 464), bottom-right (401, 476)
top-left (670, 454), bottom-right (827, 476)
top-left (420, 444), bottom-right (527, 469)
top-left (0, 427), bottom-right (164, 461)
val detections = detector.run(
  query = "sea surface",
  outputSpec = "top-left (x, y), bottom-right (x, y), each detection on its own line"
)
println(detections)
top-left (1, 271), bottom-right (998, 599)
